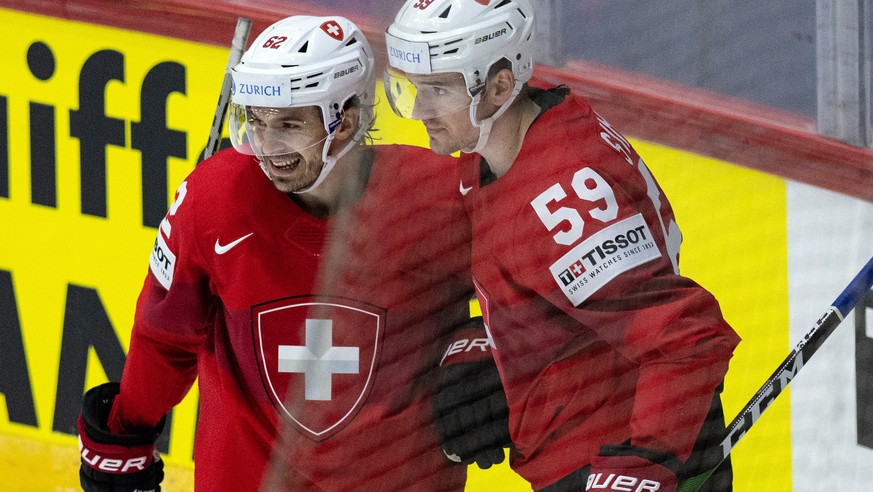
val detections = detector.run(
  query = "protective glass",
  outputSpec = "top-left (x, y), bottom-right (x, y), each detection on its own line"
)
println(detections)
top-left (229, 104), bottom-right (328, 157)
top-left (383, 68), bottom-right (474, 121)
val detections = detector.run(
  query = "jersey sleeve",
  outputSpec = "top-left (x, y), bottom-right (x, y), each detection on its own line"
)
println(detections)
top-left (109, 175), bottom-right (214, 433)
top-left (513, 114), bottom-right (739, 460)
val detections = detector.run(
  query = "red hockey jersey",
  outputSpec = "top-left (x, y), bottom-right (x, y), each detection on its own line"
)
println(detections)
top-left (457, 89), bottom-right (740, 489)
top-left (109, 145), bottom-right (473, 491)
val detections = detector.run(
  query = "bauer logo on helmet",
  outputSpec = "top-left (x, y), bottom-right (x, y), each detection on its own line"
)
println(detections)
top-left (334, 62), bottom-right (361, 79)
top-left (475, 27), bottom-right (507, 45)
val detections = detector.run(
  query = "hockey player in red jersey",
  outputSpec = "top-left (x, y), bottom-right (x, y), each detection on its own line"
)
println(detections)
top-left (76, 15), bottom-right (508, 492)
top-left (385, 1), bottom-right (741, 491)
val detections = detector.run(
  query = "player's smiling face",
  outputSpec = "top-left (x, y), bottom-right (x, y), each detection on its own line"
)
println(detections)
top-left (248, 106), bottom-right (329, 193)
top-left (407, 72), bottom-right (480, 155)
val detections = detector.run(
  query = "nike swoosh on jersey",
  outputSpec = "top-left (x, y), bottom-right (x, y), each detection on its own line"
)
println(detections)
top-left (214, 233), bottom-right (254, 255)
top-left (459, 181), bottom-right (473, 195)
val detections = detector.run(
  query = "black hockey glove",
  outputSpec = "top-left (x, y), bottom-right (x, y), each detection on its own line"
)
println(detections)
top-left (78, 382), bottom-right (166, 492)
top-left (434, 357), bottom-right (512, 469)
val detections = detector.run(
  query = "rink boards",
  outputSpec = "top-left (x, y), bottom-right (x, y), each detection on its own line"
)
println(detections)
top-left (1, 6), bottom-right (872, 491)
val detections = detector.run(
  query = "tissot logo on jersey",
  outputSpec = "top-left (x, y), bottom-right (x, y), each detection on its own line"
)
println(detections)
top-left (149, 233), bottom-right (176, 290)
top-left (550, 214), bottom-right (661, 306)
top-left (557, 225), bottom-right (649, 286)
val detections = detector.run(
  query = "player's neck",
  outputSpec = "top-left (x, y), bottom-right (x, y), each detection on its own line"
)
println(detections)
top-left (478, 95), bottom-right (540, 178)
top-left (291, 145), bottom-right (372, 218)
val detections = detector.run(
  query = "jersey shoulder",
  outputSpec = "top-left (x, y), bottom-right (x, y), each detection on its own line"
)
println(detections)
top-left (187, 149), bottom-right (263, 196)
top-left (370, 144), bottom-right (461, 198)
top-left (183, 149), bottom-right (277, 219)
top-left (372, 144), bottom-right (458, 176)
top-left (534, 91), bottom-right (640, 170)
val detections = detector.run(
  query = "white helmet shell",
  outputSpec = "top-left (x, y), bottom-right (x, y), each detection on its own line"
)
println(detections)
top-left (229, 16), bottom-right (375, 192)
top-left (385, 0), bottom-right (535, 97)
top-left (232, 15), bottom-right (375, 134)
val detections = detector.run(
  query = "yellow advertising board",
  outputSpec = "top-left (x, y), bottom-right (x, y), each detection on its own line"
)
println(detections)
top-left (0, 8), bottom-right (789, 491)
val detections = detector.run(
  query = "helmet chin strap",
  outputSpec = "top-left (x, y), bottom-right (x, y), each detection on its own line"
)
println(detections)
top-left (292, 132), bottom-right (340, 194)
top-left (465, 80), bottom-right (523, 154)
top-left (293, 111), bottom-right (370, 194)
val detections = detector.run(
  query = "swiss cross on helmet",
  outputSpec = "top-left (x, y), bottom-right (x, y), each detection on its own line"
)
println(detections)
top-left (320, 20), bottom-right (344, 41)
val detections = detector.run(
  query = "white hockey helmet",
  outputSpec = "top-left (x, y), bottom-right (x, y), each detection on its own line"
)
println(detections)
top-left (385, 0), bottom-right (535, 152)
top-left (229, 16), bottom-right (375, 191)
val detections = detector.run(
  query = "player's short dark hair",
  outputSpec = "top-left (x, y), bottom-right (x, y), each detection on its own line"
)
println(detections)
top-left (488, 58), bottom-right (513, 79)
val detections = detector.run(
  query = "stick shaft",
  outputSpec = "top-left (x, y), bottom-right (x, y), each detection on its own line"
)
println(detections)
top-left (679, 256), bottom-right (873, 492)
top-left (202, 17), bottom-right (251, 161)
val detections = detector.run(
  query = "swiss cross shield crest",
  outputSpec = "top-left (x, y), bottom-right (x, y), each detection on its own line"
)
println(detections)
top-left (252, 296), bottom-right (385, 441)
top-left (320, 20), bottom-right (344, 41)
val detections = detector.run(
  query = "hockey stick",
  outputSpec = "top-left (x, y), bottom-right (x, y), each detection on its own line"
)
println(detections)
top-left (201, 17), bottom-right (252, 161)
top-left (678, 255), bottom-right (873, 492)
